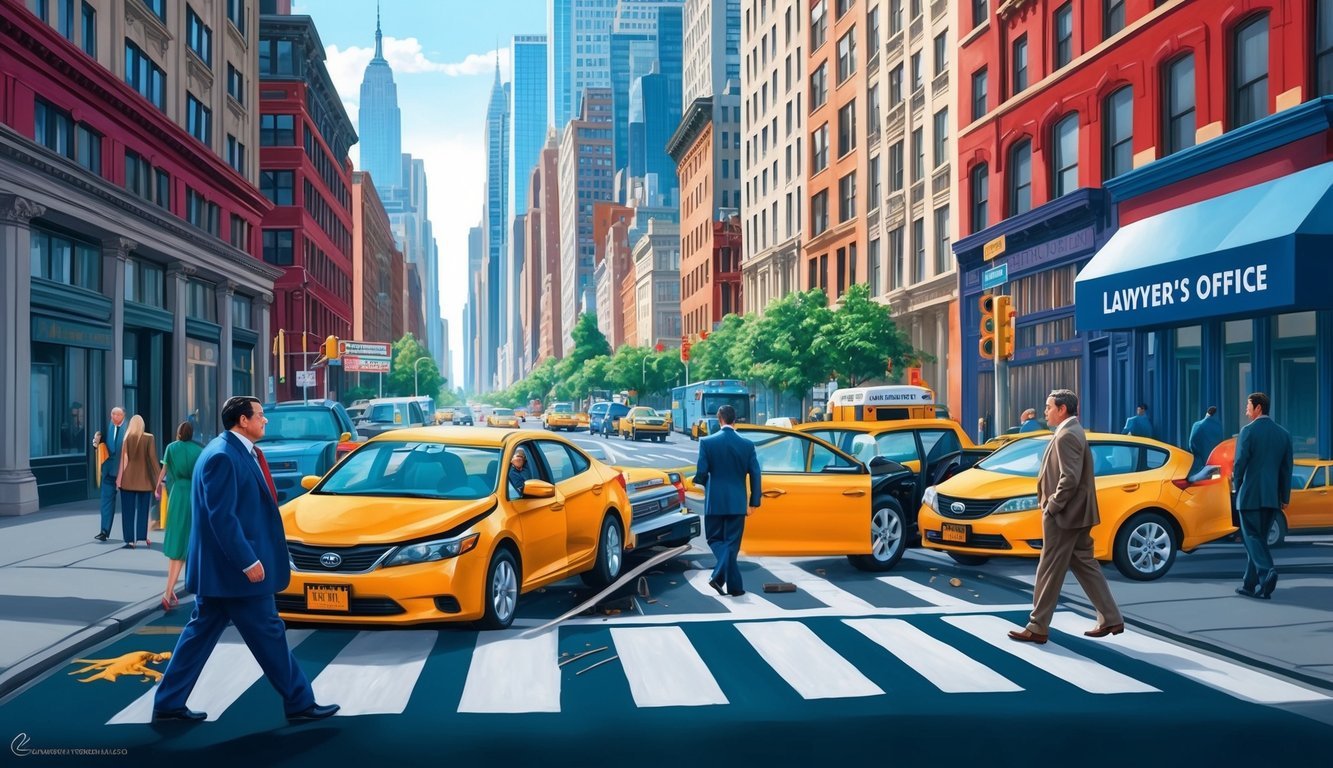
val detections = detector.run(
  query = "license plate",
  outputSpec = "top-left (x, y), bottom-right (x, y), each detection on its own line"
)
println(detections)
top-left (305, 584), bottom-right (349, 612)
top-left (942, 523), bottom-right (970, 544)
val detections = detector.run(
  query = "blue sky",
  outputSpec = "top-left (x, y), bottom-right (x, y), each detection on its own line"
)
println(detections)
top-left (294, 0), bottom-right (547, 388)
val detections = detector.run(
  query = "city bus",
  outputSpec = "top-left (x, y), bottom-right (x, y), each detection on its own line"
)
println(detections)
top-left (671, 380), bottom-right (751, 435)
top-left (826, 385), bottom-right (938, 422)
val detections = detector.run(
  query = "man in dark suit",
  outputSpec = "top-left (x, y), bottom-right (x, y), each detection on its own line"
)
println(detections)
top-left (93, 407), bottom-right (126, 541)
top-left (693, 404), bottom-right (762, 597)
top-left (1232, 392), bottom-right (1293, 600)
top-left (152, 397), bottom-right (339, 723)
top-left (1187, 406), bottom-right (1226, 475)
top-left (1123, 403), bottom-right (1153, 438)
top-left (1010, 389), bottom-right (1123, 644)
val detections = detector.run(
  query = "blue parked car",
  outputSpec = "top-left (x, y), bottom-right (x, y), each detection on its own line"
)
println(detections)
top-left (259, 400), bottom-right (358, 503)
top-left (589, 401), bottom-right (631, 437)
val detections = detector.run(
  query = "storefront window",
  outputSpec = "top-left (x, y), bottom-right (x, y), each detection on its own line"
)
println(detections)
top-left (1223, 319), bottom-right (1254, 437)
top-left (1175, 326), bottom-right (1202, 446)
top-left (232, 346), bottom-right (254, 396)
top-left (30, 228), bottom-right (101, 290)
top-left (1271, 312), bottom-right (1318, 457)
top-left (186, 338), bottom-right (219, 442)
top-left (29, 343), bottom-right (91, 458)
top-left (232, 295), bottom-right (253, 329)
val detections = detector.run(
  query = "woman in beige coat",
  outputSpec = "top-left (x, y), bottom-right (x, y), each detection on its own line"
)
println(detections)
top-left (116, 415), bottom-right (161, 549)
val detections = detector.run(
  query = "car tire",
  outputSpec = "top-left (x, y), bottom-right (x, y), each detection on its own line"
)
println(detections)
top-left (849, 498), bottom-right (907, 572)
top-left (479, 547), bottom-right (520, 630)
top-left (1113, 511), bottom-right (1177, 581)
top-left (946, 552), bottom-right (991, 566)
top-left (1267, 512), bottom-right (1288, 547)
top-left (580, 514), bottom-right (625, 589)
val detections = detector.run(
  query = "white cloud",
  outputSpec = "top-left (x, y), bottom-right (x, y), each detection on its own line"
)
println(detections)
top-left (323, 40), bottom-right (510, 109)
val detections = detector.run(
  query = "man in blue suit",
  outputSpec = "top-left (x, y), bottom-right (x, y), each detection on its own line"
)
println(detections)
top-left (1018, 408), bottom-right (1043, 433)
top-left (1123, 403), bottom-right (1153, 438)
top-left (693, 405), bottom-right (762, 597)
top-left (1187, 406), bottom-right (1226, 475)
top-left (1232, 392), bottom-right (1293, 600)
top-left (93, 407), bottom-right (126, 541)
top-left (152, 396), bottom-right (338, 723)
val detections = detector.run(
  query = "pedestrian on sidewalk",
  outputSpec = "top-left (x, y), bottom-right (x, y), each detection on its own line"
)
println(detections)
top-left (1232, 392), bottom-right (1293, 600)
top-left (1188, 406), bottom-right (1225, 475)
top-left (92, 407), bottom-right (126, 541)
top-left (693, 404), bottom-right (762, 598)
top-left (152, 396), bottom-right (338, 723)
top-left (156, 421), bottom-right (203, 611)
top-left (115, 415), bottom-right (160, 549)
top-left (1123, 403), bottom-right (1154, 438)
top-left (1009, 389), bottom-right (1124, 644)
top-left (1018, 408), bottom-right (1042, 433)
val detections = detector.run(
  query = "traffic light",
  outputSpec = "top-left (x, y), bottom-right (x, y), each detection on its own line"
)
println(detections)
top-left (324, 335), bottom-right (340, 361)
top-left (273, 330), bottom-right (286, 383)
top-left (680, 336), bottom-right (691, 363)
top-left (700, 329), bottom-right (710, 340)
top-left (995, 294), bottom-right (1016, 360)
top-left (978, 293), bottom-right (997, 359)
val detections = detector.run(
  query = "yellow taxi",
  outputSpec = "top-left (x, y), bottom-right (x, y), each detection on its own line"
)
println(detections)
top-left (981, 430), bottom-right (1051, 450)
top-left (543, 402), bottom-right (580, 431)
top-left (435, 408), bottom-right (454, 425)
top-left (918, 433), bottom-right (1235, 580)
top-left (515, 408), bottom-right (529, 421)
top-left (691, 417), bottom-right (719, 440)
top-left (486, 408), bottom-right (520, 428)
top-left (797, 418), bottom-right (976, 474)
top-left (277, 428), bottom-right (634, 629)
top-left (619, 406), bottom-right (670, 442)
top-left (1280, 459), bottom-right (1333, 543)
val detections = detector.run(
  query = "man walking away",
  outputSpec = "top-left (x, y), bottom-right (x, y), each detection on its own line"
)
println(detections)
top-left (93, 407), bottom-right (126, 541)
top-left (1123, 403), bottom-right (1153, 438)
top-left (1232, 392), bottom-right (1292, 600)
top-left (1009, 389), bottom-right (1124, 644)
top-left (1188, 406), bottom-right (1225, 475)
top-left (1019, 408), bottom-right (1042, 433)
top-left (693, 405), bottom-right (762, 597)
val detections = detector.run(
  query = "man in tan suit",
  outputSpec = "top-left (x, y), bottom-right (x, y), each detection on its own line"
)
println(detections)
top-left (1008, 389), bottom-right (1124, 644)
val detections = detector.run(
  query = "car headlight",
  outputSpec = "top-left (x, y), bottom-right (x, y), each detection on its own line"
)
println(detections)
top-left (383, 533), bottom-right (480, 567)
top-left (922, 486), bottom-right (938, 512)
top-left (993, 495), bottom-right (1040, 514)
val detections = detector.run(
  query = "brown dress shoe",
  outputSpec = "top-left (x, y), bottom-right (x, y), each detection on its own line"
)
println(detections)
top-left (1007, 628), bottom-right (1048, 644)
top-left (1084, 623), bottom-right (1125, 638)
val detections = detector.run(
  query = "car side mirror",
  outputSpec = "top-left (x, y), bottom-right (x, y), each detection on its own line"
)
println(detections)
top-left (300, 475), bottom-right (320, 491)
top-left (522, 479), bottom-right (556, 499)
top-left (868, 456), bottom-right (891, 468)
top-left (339, 432), bottom-right (351, 443)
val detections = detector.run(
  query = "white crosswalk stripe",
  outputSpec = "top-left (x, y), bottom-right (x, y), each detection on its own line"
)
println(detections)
top-left (685, 570), bottom-right (779, 616)
top-left (457, 628), bottom-right (561, 713)
top-left (735, 621), bottom-right (884, 700)
top-left (845, 618), bottom-right (1023, 693)
top-left (755, 558), bottom-right (875, 611)
top-left (311, 630), bottom-right (436, 716)
top-left (878, 575), bottom-right (974, 608)
top-left (611, 626), bottom-right (728, 707)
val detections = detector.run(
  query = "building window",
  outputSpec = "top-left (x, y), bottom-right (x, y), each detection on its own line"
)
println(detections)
top-left (32, 0), bottom-right (48, 22)
top-left (32, 98), bottom-right (72, 159)
top-left (889, 65), bottom-right (903, 102)
top-left (811, 190), bottom-right (829, 235)
top-left (260, 113), bottom-right (296, 145)
top-left (260, 170), bottom-right (294, 205)
top-left (186, 7), bottom-right (212, 67)
top-left (125, 258), bottom-right (165, 307)
top-left (811, 0), bottom-right (827, 49)
top-left (889, 140), bottom-right (904, 191)
top-left (812, 123), bottom-right (829, 173)
top-left (187, 279), bottom-right (217, 322)
top-left (29, 227), bottom-right (101, 290)
top-left (911, 51), bottom-right (923, 90)
top-left (911, 217), bottom-right (925, 284)
top-left (890, 0), bottom-right (902, 36)
top-left (934, 206), bottom-right (950, 276)
top-left (1319, 0), bottom-right (1333, 96)
top-left (868, 237), bottom-right (881, 294)
top-left (972, 0), bottom-right (987, 29)
top-left (1271, 312), bottom-right (1319, 457)
top-left (933, 32), bottom-right (947, 76)
top-left (263, 229), bottom-right (294, 266)
top-left (232, 346), bottom-right (254, 396)
top-left (186, 93), bottom-right (212, 144)
top-left (229, 214), bottom-right (250, 251)
top-left (1230, 14), bottom-right (1269, 128)
top-left (910, 0), bottom-right (922, 19)
top-left (1103, 86), bottom-right (1133, 180)
top-left (839, 172), bottom-right (857, 222)
top-left (836, 0), bottom-right (853, 18)
top-left (970, 163), bottom-right (988, 233)
top-left (867, 6), bottom-right (881, 58)
top-left (124, 150), bottom-right (170, 209)
top-left (1008, 140), bottom-right (1031, 215)
top-left (866, 83), bottom-right (881, 137)
top-left (75, 124), bottom-right (101, 175)
top-left (811, 63), bottom-right (828, 110)
top-left (124, 40), bottom-right (166, 110)
top-left (1011, 35), bottom-right (1028, 94)
top-left (227, 0), bottom-right (246, 36)
top-left (258, 38), bottom-right (296, 76)
top-left (972, 68), bottom-right (988, 121)
top-left (186, 339), bottom-right (219, 443)
top-left (912, 127), bottom-right (924, 181)
top-left (141, 0), bottom-right (165, 23)
top-left (889, 225), bottom-right (904, 289)
top-left (932, 108), bottom-right (948, 167)
top-left (1052, 113), bottom-right (1079, 197)
top-left (1054, 3), bottom-right (1074, 68)
top-left (869, 154), bottom-right (882, 208)
top-left (225, 135), bottom-right (245, 173)
top-left (837, 29), bottom-right (856, 83)
top-left (80, 2), bottom-right (95, 57)
top-left (227, 64), bottom-right (245, 104)
top-left (1103, 0), bottom-right (1125, 39)
top-left (1163, 53), bottom-right (1195, 155)
top-left (185, 188), bottom-right (220, 236)
top-left (59, 0), bottom-right (73, 40)
top-left (838, 100), bottom-right (857, 156)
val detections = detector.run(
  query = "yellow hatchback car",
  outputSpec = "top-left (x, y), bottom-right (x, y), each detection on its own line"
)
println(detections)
top-left (918, 433), bottom-right (1235, 580)
top-left (486, 408), bottom-right (520, 428)
top-left (1271, 459), bottom-right (1333, 544)
top-left (620, 406), bottom-right (670, 442)
top-left (277, 428), bottom-right (634, 629)
top-left (544, 402), bottom-right (580, 431)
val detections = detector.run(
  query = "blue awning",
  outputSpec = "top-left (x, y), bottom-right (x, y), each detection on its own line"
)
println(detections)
top-left (1074, 161), bottom-right (1333, 331)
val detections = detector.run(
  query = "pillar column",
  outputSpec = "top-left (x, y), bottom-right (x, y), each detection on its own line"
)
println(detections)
top-left (935, 308), bottom-right (947, 403)
top-left (255, 293), bottom-right (272, 400)
top-left (167, 265), bottom-right (193, 434)
top-left (0, 195), bottom-right (45, 515)
top-left (101, 237), bottom-right (135, 416)
top-left (217, 281), bottom-right (235, 407)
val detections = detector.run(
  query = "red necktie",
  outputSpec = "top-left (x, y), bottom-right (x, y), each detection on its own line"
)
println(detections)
top-left (252, 447), bottom-right (280, 505)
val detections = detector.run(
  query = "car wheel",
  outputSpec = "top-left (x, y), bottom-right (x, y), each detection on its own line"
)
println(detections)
top-left (1113, 511), bottom-right (1177, 581)
top-left (580, 515), bottom-right (625, 588)
top-left (849, 498), bottom-right (907, 572)
top-left (1267, 512), bottom-right (1288, 547)
top-left (479, 547), bottom-right (520, 630)
top-left (946, 552), bottom-right (991, 566)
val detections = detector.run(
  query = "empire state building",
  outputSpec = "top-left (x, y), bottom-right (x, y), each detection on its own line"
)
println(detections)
top-left (358, 6), bottom-right (401, 190)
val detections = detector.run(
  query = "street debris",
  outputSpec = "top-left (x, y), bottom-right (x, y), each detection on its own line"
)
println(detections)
top-left (558, 647), bottom-right (608, 668)
top-left (576, 656), bottom-right (620, 675)
top-left (763, 582), bottom-right (797, 593)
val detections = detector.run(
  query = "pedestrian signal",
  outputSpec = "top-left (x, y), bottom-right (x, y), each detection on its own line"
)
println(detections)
top-left (680, 337), bottom-right (692, 363)
top-left (995, 294), bottom-right (1016, 360)
top-left (978, 294), bottom-right (997, 359)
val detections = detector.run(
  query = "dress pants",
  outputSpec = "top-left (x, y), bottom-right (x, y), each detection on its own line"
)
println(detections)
top-left (1026, 514), bottom-right (1123, 634)
top-left (99, 472), bottom-right (118, 534)
top-left (120, 490), bottom-right (150, 543)
top-left (705, 514), bottom-right (746, 593)
top-left (1238, 507), bottom-right (1278, 592)
top-left (155, 594), bottom-right (315, 716)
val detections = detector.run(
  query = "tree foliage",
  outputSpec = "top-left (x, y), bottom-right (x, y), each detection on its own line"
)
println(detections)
top-left (386, 333), bottom-right (443, 398)
top-left (828, 283), bottom-right (920, 386)
top-left (748, 289), bottom-right (835, 399)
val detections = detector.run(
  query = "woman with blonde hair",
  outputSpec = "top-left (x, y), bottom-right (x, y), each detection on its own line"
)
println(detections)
top-left (116, 415), bottom-right (160, 549)
top-left (155, 421), bottom-right (202, 610)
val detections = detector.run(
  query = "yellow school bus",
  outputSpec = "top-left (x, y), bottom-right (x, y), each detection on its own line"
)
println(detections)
top-left (826, 385), bottom-right (939, 422)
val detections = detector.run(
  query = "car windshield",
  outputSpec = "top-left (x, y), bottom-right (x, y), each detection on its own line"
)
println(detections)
top-left (633, 408), bottom-right (659, 418)
top-left (493, 409), bottom-right (514, 416)
top-left (976, 437), bottom-right (1051, 477)
top-left (367, 404), bottom-right (401, 424)
top-left (317, 442), bottom-right (502, 500)
top-left (551, 403), bottom-right (573, 413)
top-left (259, 408), bottom-right (341, 442)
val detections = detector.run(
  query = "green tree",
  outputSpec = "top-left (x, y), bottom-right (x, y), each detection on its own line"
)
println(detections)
top-left (689, 313), bottom-right (755, 381)
top-left (827, 283), bottom-right (922, 386)
top-left (385, 333), bottom-right (443, 398)
top-left (605, 345), bottom-right (651, 395)
top-left (643, 347), bottom-right (685, 396)
top-left (749, 289), bottom-right (835, 400)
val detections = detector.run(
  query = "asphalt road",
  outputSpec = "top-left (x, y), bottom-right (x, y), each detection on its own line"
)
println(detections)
top-left (515, 420), bottom-right (702, 470)
top-left (3, 549), bottom-right (1330, 766)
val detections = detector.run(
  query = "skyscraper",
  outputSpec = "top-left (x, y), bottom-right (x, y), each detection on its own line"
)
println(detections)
top-left (548, 0), bottom-right (616, 133)
top-left (358, 5), bottom-right (401, 190)
top-left (511, 36), bottom-right (548, 217)
top-left (558, 88), bottom-right (614, 353)
top-left (482, 63), bottom-right (510, 390)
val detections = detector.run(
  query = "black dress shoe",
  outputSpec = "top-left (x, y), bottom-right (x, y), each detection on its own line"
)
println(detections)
top-left (94, 531), bottom-right (108, 542)
top-left (707, 577), bottom-right (725, 596)
top-left (1235, 586), bottom-right (1269, 600)
top-left (287, 703), bottom-right (340, 722)
top-left (727, 590), bottom-right (746, 597)
top-left (152, 707), bottom-right (207, 722)
top-left (1259, 572), bottom-right (1278, 598)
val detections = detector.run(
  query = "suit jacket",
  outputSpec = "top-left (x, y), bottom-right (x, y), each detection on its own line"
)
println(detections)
top-left (1123, 413), bottom-right (1153, 438)
top-left (186, 431), bottom-right (292, 598)
top-left (1019, 419), bottom-right (1043, 433)
top-left (1187, 414), bottom-right (1226, 474)
top-left (101, 420), bottom-right (126, 479)
top-left (1232, 416), bottom-right (1293, 511)
top-left (1038, 418), bottom-right (1099, 530)
top-left (693, 427), bottom-right (762, 517)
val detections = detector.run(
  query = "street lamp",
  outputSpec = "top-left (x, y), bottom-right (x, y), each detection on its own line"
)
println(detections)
top-left (414, 356), bottom-right (431, 398)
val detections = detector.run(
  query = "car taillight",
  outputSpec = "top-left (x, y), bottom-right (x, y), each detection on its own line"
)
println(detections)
top-left (667, 471), bottom-right (685, 506)
top-left (615, 471), bottom-right (627, 491)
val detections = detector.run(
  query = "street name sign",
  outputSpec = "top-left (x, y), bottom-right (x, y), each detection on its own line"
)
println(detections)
top-left (338, 341), bottom-right (392, 359)
top-left (296, 370), bottom-right (316, 388)
top-left (982, 263), bottom-right (1009, 290)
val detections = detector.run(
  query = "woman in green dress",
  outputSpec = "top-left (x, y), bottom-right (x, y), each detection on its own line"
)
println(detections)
top-left (155, 421), bottom-right (203, 611)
